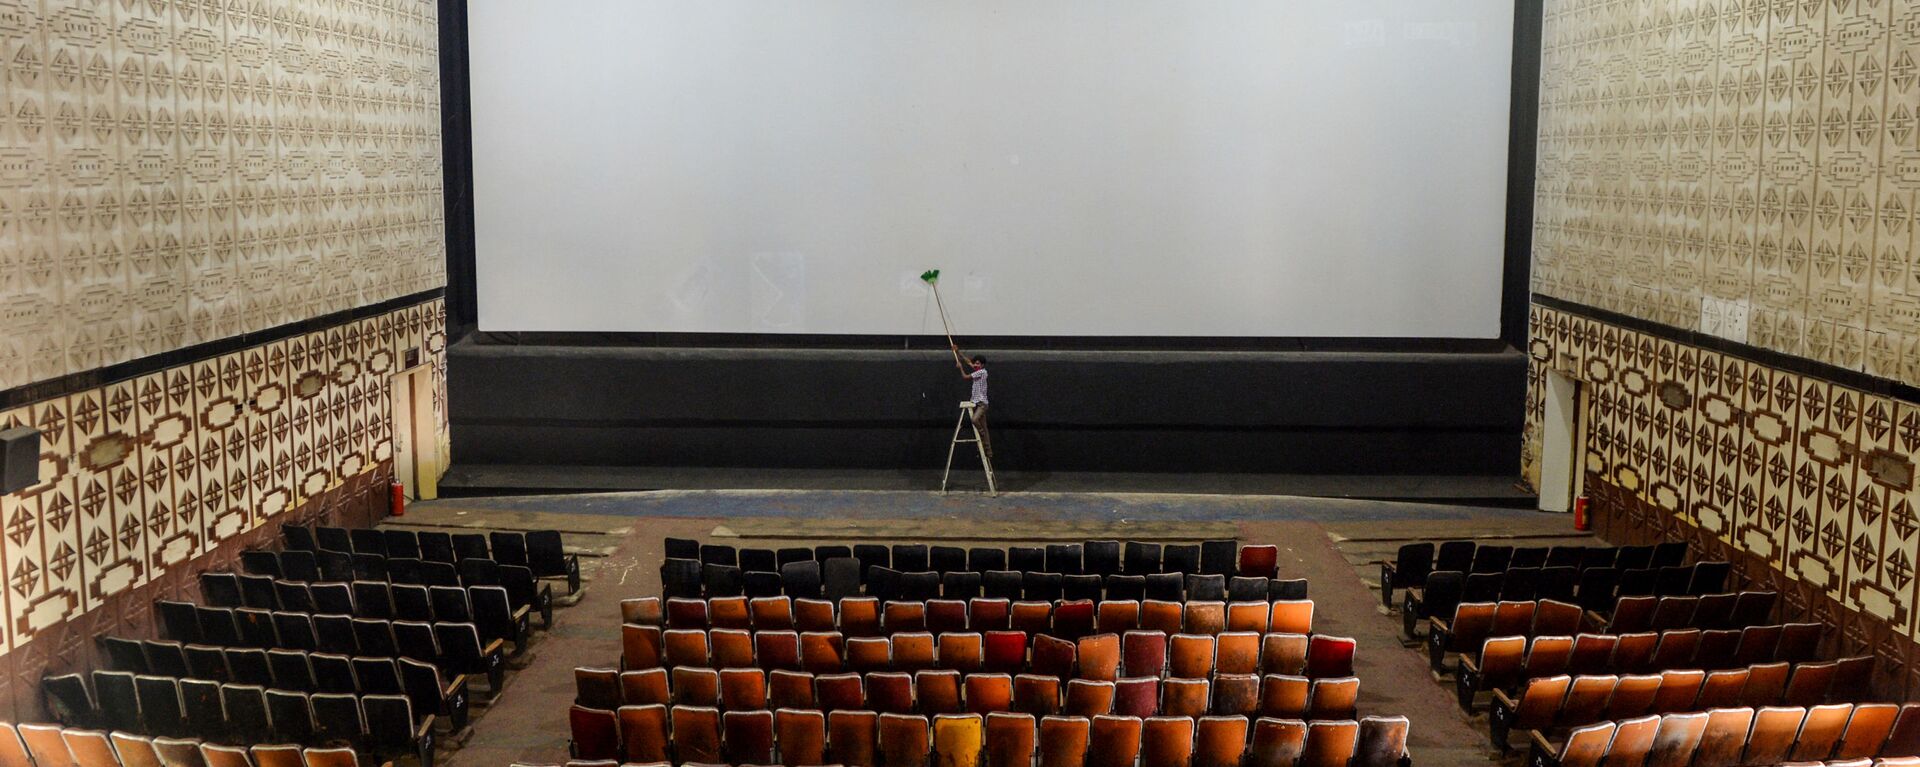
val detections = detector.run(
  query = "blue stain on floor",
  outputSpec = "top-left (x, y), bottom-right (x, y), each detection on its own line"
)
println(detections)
top-left (419, 489), bottom-right (1546, 523)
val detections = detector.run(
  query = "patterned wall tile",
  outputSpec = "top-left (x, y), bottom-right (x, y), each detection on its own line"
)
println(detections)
top-left (0, 298), bottom-right (443, 666)
top-left (0, 0), bottom-right (444, 392)
top-left (1538, 0), bottom-right (1920, 389)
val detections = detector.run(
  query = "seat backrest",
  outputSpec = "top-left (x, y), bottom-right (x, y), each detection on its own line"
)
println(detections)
top-left (1472, 545), bottom-right (1513, 574)
top-left (1606, 714), bottom-right (1662, 767)
top-left (1558, 722), bottom-right (1617, 767)
top-left (1420, 571), bottom-right (1465, 620)
top-left (1513, 674), bottom-right (1572, 730)
top-left (1834, 702), bottom-right (1901, 760)
top-left (1560, 674), bottom-right (1615, 726)
top-left (1777, 622), bottom-right (1822, 662)
top-left (1884, 703), bottom-right (1920, 758)
top-left (1791, 703), bottom-right (1856, 761)
top-left (1734, 624), bottom-right (1783, 665)
top-left (569, 705), bottom-right (618, 761)
top-left (1731, 591), bottom-right (1778, 626)
top-left (1611, 596), bottom-right (1658, 633)
top-left (1650, 596), bottom-right (1699, 630)
top-left (1478, 636), bottom-right (1527, 687)
top-left (1575, 568), bottom-right (1621, 612)
top-left (1393, 543), bottom-right (1434, 586)
top-left (1605, 674), bottom-right (1662, 721)
top-left (1691, 706), bottom-right (1756, 767)
top-left (1300, 719), bottom-right (1358, 767)
top-left (58, 729), bottom-right (117, 767)
top-left (1436, 541), bottom-right (1475, 572)
top-left (1491, 601), bottom-right (1535, 637)
top-left (1743, 706), bottom-right (1808, 765)
top-left (1696, 669), bottom-right (1750, 709)
top-left (249, 744), bottom-right (303, 767)
top-left (1448, 602), bottom-right (1496, 650)
top-left (1247, 717), bottom-right (1307, 767)
top-left (1649, 669), bottom-right (1705, 714)
top-left (1647, 711), bottom-right (1709, 767)
top-left (1692, 592), bottom-right (1737, 630)
top-left (1354, 716), bottom-right (1409, 767)
top-left (1612, 632), bottom-right (1659, 673)
top-left (1524, 635), bottom-right (1576, 678)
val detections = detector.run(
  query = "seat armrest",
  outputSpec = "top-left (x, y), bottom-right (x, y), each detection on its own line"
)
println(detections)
top-left (1527, 730), bottom-right (1558, 759)
top-left (414, 714), bottom-right (435, 738)
top-left (1491, 689), bottom-right (1517, 710)
top-left (1430, 616), bottom-right (1453, 633)
top-left (483, 638), bottom-right (506, 656)
top-left (1460, 654), bottom-right (1482, 675)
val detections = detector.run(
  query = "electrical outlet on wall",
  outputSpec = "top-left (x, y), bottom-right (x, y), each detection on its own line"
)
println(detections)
top-left (1700, 296), bottom-right (1750, 344)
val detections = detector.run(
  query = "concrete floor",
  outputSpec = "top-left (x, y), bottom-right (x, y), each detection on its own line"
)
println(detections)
top-left (405, 490), bottom-right (1573, 767)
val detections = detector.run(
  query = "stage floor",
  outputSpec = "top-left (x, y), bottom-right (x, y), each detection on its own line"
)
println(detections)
top-left (416, 489), bottom-right (1574, 767)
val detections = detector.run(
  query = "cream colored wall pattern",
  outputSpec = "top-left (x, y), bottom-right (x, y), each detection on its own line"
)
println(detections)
top-left (1533, 0), bottom-right (1920, 388)
top-left (1524, 304), bottom-right (1920, 692)
top-left (0, 0), bottom-right (445, 392)
top-left (0, 299), bottom-right (444, 660)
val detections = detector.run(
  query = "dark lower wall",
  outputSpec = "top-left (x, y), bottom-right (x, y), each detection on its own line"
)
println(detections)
top-left (449, 342), bottom-right (1527, 474)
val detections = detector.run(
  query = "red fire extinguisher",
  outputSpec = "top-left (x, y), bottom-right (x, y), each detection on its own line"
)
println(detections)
top-left (390, 482), bottom-right (406, 518)
top-left (1573, 496), bottom-right (1590, 532)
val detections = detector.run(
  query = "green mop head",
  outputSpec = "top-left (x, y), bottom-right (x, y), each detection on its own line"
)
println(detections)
top-left (920, 269), bottom-right (940, 284)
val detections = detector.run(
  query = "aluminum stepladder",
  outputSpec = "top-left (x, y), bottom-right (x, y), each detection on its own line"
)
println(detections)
top-left (941, 401), bottom-right (997, 496)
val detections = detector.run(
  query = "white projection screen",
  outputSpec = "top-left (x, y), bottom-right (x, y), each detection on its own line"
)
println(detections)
top-left (469, 1), bottom-right (1514, 338)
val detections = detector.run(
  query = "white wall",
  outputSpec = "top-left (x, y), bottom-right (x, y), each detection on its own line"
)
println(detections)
top-left (470, 0), bottom-right (1514, 338)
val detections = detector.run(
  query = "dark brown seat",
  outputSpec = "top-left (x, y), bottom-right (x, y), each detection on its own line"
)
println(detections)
top-left (984, 712), bottom-right (1036, 767)
top-left (829, 709), bottom-right (879, 766)
top-left (775, 707), bottom-right (827, 766)
top-left (1834, 703), bottom-right (1902, 760)
top-left (617, 704), bottom-right (669, 763)
top-left (1692, 706), bottom-right (1755, 767)
top-left (1247, 717), bottom-right (1307, 767)
top-left (1355, 716), bottom-right (1410, 767)
top-left (1038, 715), bottom-right (1090, 767)
top-left (670, 705), bottom-right (723, 763)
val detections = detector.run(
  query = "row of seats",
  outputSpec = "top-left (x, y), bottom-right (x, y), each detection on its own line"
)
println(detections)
top-left (1602, 591), bottom-right (1779, 633)
top-left (165, 583), bottom-right (532, 652)
top-left (37, 671), bottom-right (433, 766)
top-left (1487, 661), bottom-right (1878, 749)
top-left (0, 722), bottom-right (361, 767)
top-left (622, 626), bottom-right (1358, 679)
top-left (1399, 562), bottom-right (1733, 639)
top-left (664, 558), bottom-right (1310, 603)
top-left (1425, 592), bottom-right (1779, 675)
top-left (201, 566), bottom-right (554, 627)
top-left (1453, 623), bottom-right (1826, 709)
top-left (668, 538), bottom-right (1274, 580)
top-left (241, 546), bottom-right (564, 605)
top-left (631, 595), bottom-right (1318, 639)
top-left (1379, 541), bottom-right (1688, 607)
top-left (579, 665), bottom-right (1365, 721)
top-left (91, 640), bottom-right (471, 727)
top-left (284, 525), bottom-right (579, 593)
top-left (1528, 703), bottom-right (1920, 767)
top-left (151, 606), bottom-right (506, 693)
top-left (570, 707), bottom-right (1409, 767)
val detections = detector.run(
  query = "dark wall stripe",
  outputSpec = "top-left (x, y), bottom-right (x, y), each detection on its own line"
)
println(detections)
top-left (439, 0), bottom-right (478, 337)
top-left (1502, 0), bottom-right (1544, 350)
top-left (470, 330), bottom-right (1510, 354)
top-left (0, 289), bottom-right (446, 411)
top-left (1531, 293), bottom-right (1920, 405)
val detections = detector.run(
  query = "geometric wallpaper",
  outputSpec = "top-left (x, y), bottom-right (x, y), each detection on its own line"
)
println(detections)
top-left (0, 0), bottom-right (445, 391)
top-left (0, 298), bottom-right (445, 665)
top-left (1523, 303), bottom-right (1920, 694)
top-left (1533, 0), bottom-right (1920, 387)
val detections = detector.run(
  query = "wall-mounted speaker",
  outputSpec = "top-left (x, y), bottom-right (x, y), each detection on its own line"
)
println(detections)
top-left (0, 427), bottom-right (41, 494)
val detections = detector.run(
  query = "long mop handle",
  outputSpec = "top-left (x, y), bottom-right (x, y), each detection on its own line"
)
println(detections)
top-left (931, 283), bottom-right (963, 366)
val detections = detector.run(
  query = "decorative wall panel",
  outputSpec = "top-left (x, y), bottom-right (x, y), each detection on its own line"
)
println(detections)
top-left (1535, 0), bottom-right (1920, 387)
top-left (1525, 304), bottom-right (1920, 694)
top-left (0, 298), bottom-right (443, 691)
top-left (0, 0), bottom-right (445, 391)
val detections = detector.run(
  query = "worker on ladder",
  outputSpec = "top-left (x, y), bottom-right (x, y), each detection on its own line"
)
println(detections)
top-left (952, 345), bottom-right (991, 460)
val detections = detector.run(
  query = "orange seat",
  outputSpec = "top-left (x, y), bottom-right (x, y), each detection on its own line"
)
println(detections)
top-left (710, 627), bottom-right (756, 668)
top-left (667, 598), bottom-right (710, 629)
top-left (1088, 715), bottom-right (1144, 767)
top-left (1078, 634), bottom-right (1121, 681)
top-left (1646, 711), bottom-right (1708, 767)
top-left (1065, 679), bottom-right (1116, 716)
top-left (1098, 601), bottom-right (1142, 634)
top-left (1012, 602), bottom-right (1054, 634)
top-left (1259, 675), bottom-right (1310, 719)
top-left (1039, 715), bottom-right (1091, 767)
top-left (723, 709), bottom-right (776, 764)
top-left (928, 600), bottom-right (971, 634)
top-left (1216, 632), bottom-right (1261, 675)
top-left (1170, 634), bottom-right (1217, 678)
top-left (623, 624), bottom-right (664, 669)
top-left (1185, 602), bottom-right (1227, 635)
top-left (849, 636), bottom-right (895, 671)
top-left (1162, 677), bottom-right (1210, 718)
top-left (719, 667), bottom-right (767, 709)
top-left (1226, 602), bottom-right (1269, 633)
top-left (1742, 706), bottom-right (1806, 766)
top-left (751, 596), bottom-right (795, 630)
top-left (878, 712), bottom-right (931, 767)
top-left (670, 705), bottom-right (723, 763)
top-left (1142, 601), bottom-right (1184, 635)
top-left (871, 671), bottom-right (918, 713)
top-left (1692, 706), bottom-right (1755, 767)
top-left (1248, 718), bottom-right (1306, 767)
top-left (777, 708), bottom-right (828, 766)
top-left (1300, 720), bottom-right (1358, 767)
top-left (801, 630), bottom-right (846, 673)
top-left (842, 597), bottom-right (882, 637)
top-left (1016, 674), bottom-right (1063, 716)
top-left (1834, 703), bottom-right (1899, 760)
top-left (816, 672), bottom-right (865, 711)
top-left (970, 598), bottom-right (1012, 632)
top-left (662, 628), bottom-right (710, 667)
top-left (671, 667), bottom-right (720, 706)
top-left (1195, 715), bottom-right (1249, 767)
top-left (1649, 669), bottom-right (1705, 714)
top-left (886, 601), bottom-right (929, 633)
top-left (1268, 600), bottom-right (1313, 635)
top-left (985, 711), bottom-right (1037, 767)
top-left (918, 669), bottom-right (965, 714)
top-left (757, 630), bottom-right (803, 670)
top-left (933, 713), bottom-right (985, 767)
top-left (769, 669), bottom-right (817, 709)
top-left (796, 598), bottom-right (838, 632)
top-left (622, 597), bottom-right (663, 625)
top-left (967, 673), bottom-right (1016, 714)
top-left (894, 632), bottom-right (938, 672)
top-left (940, 632), bottom-right (986, 673)
top-left (621, 668), bottom-right (670, 705)
top-left (1307, 677), bottom-right (1359, 720)
top-left (1142, 716), bottom-right (1195, 767)
top-left (830, 709), bottom-right (880, 766)
top-left (709, 596), bottom-right (752, 629)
